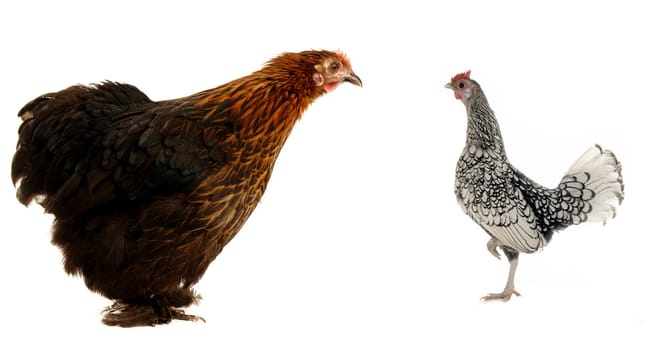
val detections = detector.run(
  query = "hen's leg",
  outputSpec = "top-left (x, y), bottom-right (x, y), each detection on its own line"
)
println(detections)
top-left (150, 289), bottom-right (205, 325)
top-left (481, 247), bottom-right (521, 302)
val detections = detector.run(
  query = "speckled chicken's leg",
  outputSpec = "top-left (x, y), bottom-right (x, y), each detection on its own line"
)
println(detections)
top-left (481, 244), bottom-right (521, 302)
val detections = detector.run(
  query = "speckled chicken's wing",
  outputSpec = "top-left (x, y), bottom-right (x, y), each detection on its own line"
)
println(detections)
top-left (456, 154), bottom-right (543, 253)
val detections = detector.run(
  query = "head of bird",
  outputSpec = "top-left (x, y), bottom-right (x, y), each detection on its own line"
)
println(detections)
top-left (445, 70), bottom-right (474, 105)
top-left (262, 50), bottom-right (362, 100)
top-left (311, 50), bottom-right (362, 93)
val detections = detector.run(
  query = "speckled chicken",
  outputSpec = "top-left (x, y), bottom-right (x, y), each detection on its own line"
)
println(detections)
top-left (12, 50), bottom-right (362, 326)
top-left (446, 70), bottom-right (624, 301)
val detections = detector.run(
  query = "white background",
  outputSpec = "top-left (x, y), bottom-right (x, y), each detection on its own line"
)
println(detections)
top-left (1, 0), bottom-right (647, 348)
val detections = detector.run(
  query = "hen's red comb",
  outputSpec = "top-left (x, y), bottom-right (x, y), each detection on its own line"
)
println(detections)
top-left (451, 70), bottom-right (471, 83)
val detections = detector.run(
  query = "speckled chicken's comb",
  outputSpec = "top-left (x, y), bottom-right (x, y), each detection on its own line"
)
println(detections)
top-left (451, 70), bottom-right (471, 83)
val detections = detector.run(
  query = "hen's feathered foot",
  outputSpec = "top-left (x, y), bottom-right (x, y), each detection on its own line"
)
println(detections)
top-left (102, 289), bottom-right (204, 327)
top-left (102, 302), bottom-right (206, 327)
top-left (166, 306), bottom-right (206, 323)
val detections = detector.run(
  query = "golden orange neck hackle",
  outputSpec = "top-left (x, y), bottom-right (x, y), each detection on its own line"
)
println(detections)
top-left (192, 51), bottom-right (338, 139)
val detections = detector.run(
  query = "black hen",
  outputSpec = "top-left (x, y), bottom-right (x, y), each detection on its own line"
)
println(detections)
top-left (12, 50), bottom-right (362, 326)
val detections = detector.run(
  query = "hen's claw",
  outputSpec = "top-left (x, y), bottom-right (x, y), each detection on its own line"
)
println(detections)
top-left (168, 306), bottom-right (206, 323)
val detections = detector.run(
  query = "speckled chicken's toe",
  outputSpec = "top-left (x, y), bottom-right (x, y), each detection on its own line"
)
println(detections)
top-left (480, 288), bottom-right (521, 302)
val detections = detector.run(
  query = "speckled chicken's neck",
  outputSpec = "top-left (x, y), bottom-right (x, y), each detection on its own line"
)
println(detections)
top-left (464, 86), bottom-right (506, 157)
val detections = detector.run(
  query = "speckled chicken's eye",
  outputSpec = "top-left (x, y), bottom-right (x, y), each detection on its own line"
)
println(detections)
top-left (459, 82), bottom-right (465, 89)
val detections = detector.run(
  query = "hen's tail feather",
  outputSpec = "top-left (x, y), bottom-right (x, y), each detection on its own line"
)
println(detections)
top-left (563, 144), bottom-right (624, 225)
top-left (11, 82), bottom-right (152, 211)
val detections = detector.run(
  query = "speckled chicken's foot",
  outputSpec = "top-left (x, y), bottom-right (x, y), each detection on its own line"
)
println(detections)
top-left (481, 288), bottom-right (521, 302)
top-left (480, 254), bottom-right (521, 302)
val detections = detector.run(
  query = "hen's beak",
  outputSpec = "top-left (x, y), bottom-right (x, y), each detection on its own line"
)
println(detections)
top-left (344, 71), bottom-right (363, 87)
top-left (444, 82), bottom-right (453, 89)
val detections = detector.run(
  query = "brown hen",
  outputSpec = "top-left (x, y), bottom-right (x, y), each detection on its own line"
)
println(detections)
top-left (12, 50), bottom-right (361, 327)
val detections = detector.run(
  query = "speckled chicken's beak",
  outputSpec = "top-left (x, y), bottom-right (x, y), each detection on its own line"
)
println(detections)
top-left (444, 82), bottom-right (453, 89)
top-left (344, 71), bottom-right (362, 87)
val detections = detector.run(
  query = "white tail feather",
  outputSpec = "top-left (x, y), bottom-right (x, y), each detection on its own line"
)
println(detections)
top-left (565, 144), bottom-right (624, 224)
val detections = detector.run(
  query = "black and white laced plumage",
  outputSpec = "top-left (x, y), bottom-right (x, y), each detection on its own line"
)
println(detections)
top-left (447, 70), bottom-right (624, 301)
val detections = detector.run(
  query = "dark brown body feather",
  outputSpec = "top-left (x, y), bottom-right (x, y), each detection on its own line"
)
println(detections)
top-left (12, 50), bottom-right (361, 326)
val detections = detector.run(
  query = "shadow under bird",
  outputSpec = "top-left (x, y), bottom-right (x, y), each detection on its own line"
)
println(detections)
top-left (12, 50), bottom-right (362, 326)
top-left (446, 70), bottom-right (623, 301)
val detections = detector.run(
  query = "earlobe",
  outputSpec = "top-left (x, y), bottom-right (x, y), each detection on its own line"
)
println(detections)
top-left (312, 73), bottom-right (324, 86)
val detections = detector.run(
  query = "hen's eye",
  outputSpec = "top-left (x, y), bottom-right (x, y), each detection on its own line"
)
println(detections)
top-left (459, 82), bottom-right (465, 89)
top-left (329, 62), bottom-right (340, 72)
